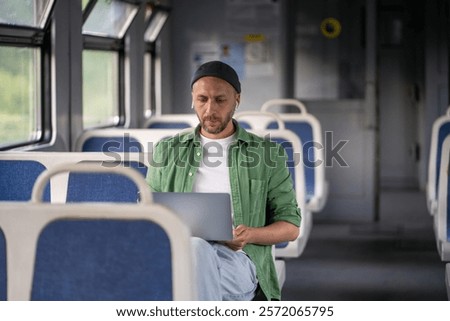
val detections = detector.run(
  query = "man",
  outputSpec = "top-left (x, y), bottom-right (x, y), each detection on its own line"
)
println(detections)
top-left (147, 60), bottom-right (301, 300)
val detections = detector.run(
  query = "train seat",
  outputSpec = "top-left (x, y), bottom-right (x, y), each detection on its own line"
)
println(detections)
top-left (0, 202), bottom-right (195, 301)
top-left (0, 160), bottom-right (50, 202)
top-left (0, 150), bottom-right (291, 292)
top-left (427, 106), bottom-right (450, 216)
top-left (436, 135), bottom-right (450, 261)
top-left (75, 128), bottom-right (185, 152)
top-left (81, 135), bottom-right (143, 152)
top-left (0, 163), bottom-right (195, 300)
top-left (32, 218), bottom-right (178, 300)
top-left (76, 130), bottom-right (145, 152)
top-left (0, 152), bottom-right (149, 203)
top-left (0, 152), bottom-right (147, 203)
top-left (66, 161), bottom-right (147, 203)
top-left (236, 110), bottom-right (285, 131)
top-left (249, 127), bottom-right (312, 259)
top-left (144, 114), bottom-right (198, 129)
top-left (260, 99), bottom-right (329, 213)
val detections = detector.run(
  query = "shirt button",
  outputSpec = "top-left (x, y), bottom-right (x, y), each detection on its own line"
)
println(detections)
top-left (188, 172), bottom-right (193, 177)
top-left (196, 152), bottom-right (201, 157)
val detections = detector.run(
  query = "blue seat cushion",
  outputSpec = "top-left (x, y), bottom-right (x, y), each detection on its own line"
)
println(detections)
top-left (436, 123), bottom-right (450, 199)
top-left (275, 242), bottom-right (289, 249)
top-left (268, 121), bottom-right (315, 202)
top-left (0, 160), bottom-right (50, 202)
top-left (147, 122), bottom-right (192, 129)
top-left (82, 136), bottom-right (143, 152)
top-left (271, 138), bottom-right (296, 187)
top-left (237, 120), bottom-right (251, 129)
top-left (66, 161), bottom-right (147, 203)
top-left (31, 219), bottom-right (173, 300)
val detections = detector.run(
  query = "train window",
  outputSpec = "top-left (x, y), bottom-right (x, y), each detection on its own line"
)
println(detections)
top-left (82, 50), bottom-right (120, 128)
top-left (144, 7), bottom-right (170, 43)
top-left (0, 46), bottom-right (41, 148)
top-left (0, 0), bottom-right (53, 29)
top-left (83, 0), bottom-right (138, 39)
top-left (0, 0), bottom-right (55, 149)
top-left (82, 0), bottom-right (139, 129)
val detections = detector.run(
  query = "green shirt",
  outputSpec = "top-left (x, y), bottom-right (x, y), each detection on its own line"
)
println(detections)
top-left (146, 121), bottom-right (301, 300)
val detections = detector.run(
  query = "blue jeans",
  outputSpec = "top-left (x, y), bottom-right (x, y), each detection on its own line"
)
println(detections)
top-left (191, 237), bottom-right (258, 301)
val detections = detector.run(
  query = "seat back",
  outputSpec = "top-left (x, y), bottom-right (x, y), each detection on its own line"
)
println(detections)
top-left (144, 114), bottom-right (198, 129)
top-left (436, 135), bottom-right (450, 261)
top-left (66, 161), bottom-right (147, 203)
top-left (0, 160), bottom-right (50, 202)
top-left (427, 107), bottom-right (450, 215)
top-left (0, 163), bottom-right (195, 300)
top-left (32, 218), bottom-right (174, 300)
top-left (81, 136), bottom-right (143, 152)
top-left (248, 129), bottom-right (305, 209)
top-left (0, 202), bottom-right (194, 301)
top-left (0, 152), bottom-right (148, 203)
top-left (250, 129), bottom-right (311, 258)
top-left (268, 121), bottom-right (315, 199)
top-left (75, 129), bottom-right (185, 152)
top-left (261, 99), bottom-right (327, 212)
top-left (235, 110), bottom-right (285, 130)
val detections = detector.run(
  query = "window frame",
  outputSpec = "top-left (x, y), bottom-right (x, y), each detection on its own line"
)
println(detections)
top-left (81, 0), bottom-right (140, 129)
top-left (81, 45), bottom-right (125, 129)
top-left (143, 3), bottom-right (170, 119)
top-left (0, 3), bottom-right (54, 150)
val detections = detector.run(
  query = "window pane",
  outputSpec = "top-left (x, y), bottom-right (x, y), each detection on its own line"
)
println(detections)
top-left (0, 0), bottom-right (54, 29)
top-left (83, 0), bottom-right (139, 38)
top-left (83, 50), bottom-right (120, 128)
top-left (0, 46), bottom-right (41, 147)
top-left (144, 10), bottom-right (169, 43)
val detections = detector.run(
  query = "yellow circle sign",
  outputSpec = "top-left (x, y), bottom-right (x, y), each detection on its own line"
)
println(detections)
top-left (320, 18), bottom-right (342, 39)
top-left (244, 34), bottom-right (265, 42)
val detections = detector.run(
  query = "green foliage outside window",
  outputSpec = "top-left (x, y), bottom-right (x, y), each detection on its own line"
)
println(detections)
top-left (0, 46), bottom-right (40, 147)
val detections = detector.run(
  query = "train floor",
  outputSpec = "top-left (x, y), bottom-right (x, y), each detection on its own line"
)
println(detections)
top-left (281, 189), bottom-right (448, 301)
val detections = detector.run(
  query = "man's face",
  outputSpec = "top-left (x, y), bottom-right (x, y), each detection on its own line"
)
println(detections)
top-left (192, 76), bottom-right (240, 139)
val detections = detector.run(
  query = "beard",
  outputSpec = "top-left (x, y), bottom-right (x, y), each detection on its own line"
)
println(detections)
top-left (198, 109), bottom-right (235, 135)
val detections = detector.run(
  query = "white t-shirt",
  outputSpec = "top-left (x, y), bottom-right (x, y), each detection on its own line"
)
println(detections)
top-left (193, 133), bottom-right (235, 194)
top-left (192, 133), bottom-right (236, 223)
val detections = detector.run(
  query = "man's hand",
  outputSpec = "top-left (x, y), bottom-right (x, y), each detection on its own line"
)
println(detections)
top-left (224, 225), bottom-right (253, 251)
top-left (223, 221), bottom-right (300, 251)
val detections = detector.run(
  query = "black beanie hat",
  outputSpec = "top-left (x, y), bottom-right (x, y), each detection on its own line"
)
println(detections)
top-left (191, 61), bottom-right (241, 93)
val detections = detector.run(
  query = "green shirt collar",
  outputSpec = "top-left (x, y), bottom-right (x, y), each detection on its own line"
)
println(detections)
top-left (180, 119), bottom-right (253, 144)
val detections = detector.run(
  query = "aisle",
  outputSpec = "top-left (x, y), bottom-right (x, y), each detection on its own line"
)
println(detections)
top-left (281, 189), bottom-right (447, 301)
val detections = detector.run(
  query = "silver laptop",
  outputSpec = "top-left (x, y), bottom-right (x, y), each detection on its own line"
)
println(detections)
top-left (152, 192), bottom-right (234, 241)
